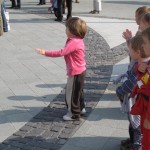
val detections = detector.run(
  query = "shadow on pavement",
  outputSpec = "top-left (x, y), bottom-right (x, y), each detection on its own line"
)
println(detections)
top-left (0, 134), bottom-right (125, 150)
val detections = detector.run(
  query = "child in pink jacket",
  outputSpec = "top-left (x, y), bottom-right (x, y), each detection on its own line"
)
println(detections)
top-left (36, 17), bottom-right (87, 121)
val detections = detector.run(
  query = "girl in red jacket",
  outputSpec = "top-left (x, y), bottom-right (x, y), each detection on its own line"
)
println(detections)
top-left (36, 17), bottom-right (87, 121)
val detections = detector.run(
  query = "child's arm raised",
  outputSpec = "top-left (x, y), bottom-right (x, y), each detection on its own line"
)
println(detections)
top-left (122, 29), bottom-right (132, 41)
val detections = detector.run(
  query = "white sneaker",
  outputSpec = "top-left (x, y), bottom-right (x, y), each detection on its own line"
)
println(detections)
top-left (81, 108), bottom-right (86, 115)
top-left (63, 114), bottom-right (75, 121)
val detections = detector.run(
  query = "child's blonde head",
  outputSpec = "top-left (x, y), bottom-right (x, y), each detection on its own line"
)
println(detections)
top-left (135, 6), bottom-right (150, 24)
top-left (130, 35), bottom-right (146, 58)
top-left (66, 17), bottom-right (87, 39)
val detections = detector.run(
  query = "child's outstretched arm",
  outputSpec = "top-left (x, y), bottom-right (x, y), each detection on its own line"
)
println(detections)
top-left (36, 48), bottom-right (45, 55)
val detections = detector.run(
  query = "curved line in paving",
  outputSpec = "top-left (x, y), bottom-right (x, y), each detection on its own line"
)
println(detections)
top-left (0, 10), bottom-right (129, 150)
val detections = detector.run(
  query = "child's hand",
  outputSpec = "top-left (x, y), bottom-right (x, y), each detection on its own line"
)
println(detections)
top-left (144, 118), bottom-right (150, 129)
top-left (138, 63), bottom-right (148, 73)
top-left (122, 29), bottom-right (132, 40)
top-left (36, 48), bottom-right (45, 55)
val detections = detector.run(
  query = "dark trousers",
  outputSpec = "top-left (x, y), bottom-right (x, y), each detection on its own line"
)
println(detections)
top-left (11, 0), bottom-right (21, 7)
top-left (11, 0), bottom-right (16, 7)
top-left (17, 0), bottom-right (21, 7)
top-left (66, 0), bottom-right (72, 19)
top-left (65, 71), bottom-right (86, 118)
top-left (57, 0), bottom-right (63, 20)
top-left (39, 0), bottom-right (45, 4)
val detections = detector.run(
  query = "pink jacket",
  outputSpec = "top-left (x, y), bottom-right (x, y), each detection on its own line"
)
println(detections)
top-left (45, 37), bottom-right (86, 76)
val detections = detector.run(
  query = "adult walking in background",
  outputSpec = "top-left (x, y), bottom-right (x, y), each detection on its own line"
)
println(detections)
top-left (89, 0), bottom-right (101, 14)
top-left (37, 0), bottom-right (46, 5)
top-left (66, 0), bottom-right (72, 20)
top-left (10, 0), bottom-right (21, 9)
top-left (1, 0), bottom-right (8, 32)
top-left (10, 0), bottom-right (16, 8)
top-left (55, 0), bottom-right (63, 21)
top-left (0, 0), bottom-right (3, 36)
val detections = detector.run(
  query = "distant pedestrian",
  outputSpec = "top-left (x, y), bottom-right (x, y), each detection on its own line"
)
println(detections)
top-left (0, 0), bottom-right (3, 36)
top-left (1, 0), bottom-right (8, 32)
top-left (36, 17), bottom-right (87, 121)
top-left (54, 0), bottom-right (63, 21)
top-left (48, 0), bottom-right (58, 17)
top-left (10, 0), bottom-right (21, 9)
top-left (89, 0), bottom-right (101, 14)
top-left (66, 0), bottom-right (72, 20)
top-left (37, 0), bottom-right (46, 5)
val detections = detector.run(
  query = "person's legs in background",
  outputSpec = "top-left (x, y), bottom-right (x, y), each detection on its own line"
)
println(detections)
top-left (37, 0), bottom-right (46, 5)
top-left (16, 0), bottom-right (21, 8)
top-left (10, 0), bottom-right (16, 8)
top-left (66, 0), bottom-right (72, 20)
top-left (0, 0), bottom-right (3, 36)
top-left (55, 0), bottom-right (63, 21)
top-left (1, 0), bottom-right (8, 32)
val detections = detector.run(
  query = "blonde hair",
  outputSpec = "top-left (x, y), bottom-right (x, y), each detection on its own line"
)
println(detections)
top-left (136, 6), bottom-right (150, 21)
top-left (141, 12), bottom-right (150, 25)
top-left (130, 35), bottom-right (146, 58)
top-left (66, 17), bottom-right (87, 39)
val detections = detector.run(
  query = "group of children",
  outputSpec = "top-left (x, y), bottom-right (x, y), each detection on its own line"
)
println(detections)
top-left (115, 6), bottom-right (150, 150)
top-left (35, 4), bottom-right (150, 150)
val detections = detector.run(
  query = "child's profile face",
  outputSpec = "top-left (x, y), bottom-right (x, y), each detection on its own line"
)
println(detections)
top-left (142, 36), bottom-right (150, 57)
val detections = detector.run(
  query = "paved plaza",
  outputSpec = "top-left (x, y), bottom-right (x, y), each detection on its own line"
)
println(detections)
top-left (0, 0), bottom-right (149, 149)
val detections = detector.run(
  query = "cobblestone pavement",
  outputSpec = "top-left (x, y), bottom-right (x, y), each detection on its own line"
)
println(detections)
top-left (0, 3), bottom-right (129, 150)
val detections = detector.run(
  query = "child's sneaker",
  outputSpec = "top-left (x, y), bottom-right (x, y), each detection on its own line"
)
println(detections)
top-left (63, 114), bottom-right (75, 121)
top-left (81, 108), bottom-right (86, 115)
top-left (63, 113), bottom-right (80, 121)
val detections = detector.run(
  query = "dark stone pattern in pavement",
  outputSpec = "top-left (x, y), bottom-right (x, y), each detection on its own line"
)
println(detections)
top-left (0, 9), bottom-right (129, 150)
